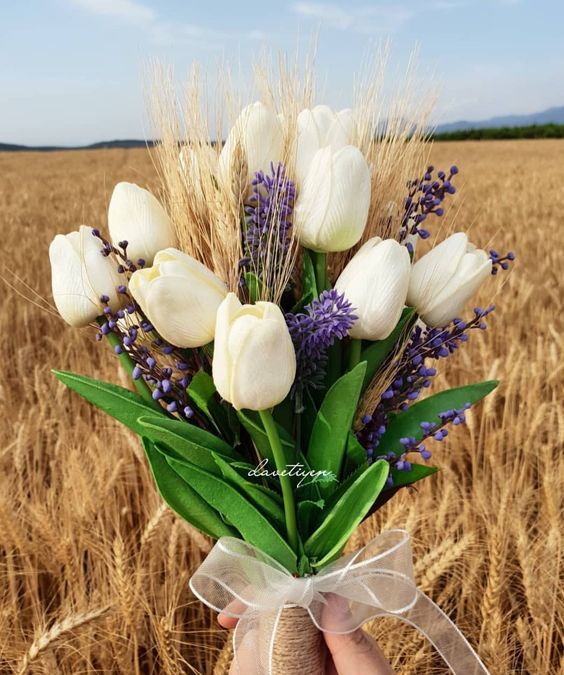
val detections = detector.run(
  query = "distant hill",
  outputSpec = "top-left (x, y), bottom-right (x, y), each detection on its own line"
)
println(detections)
top-left (0, 139), bottom-right (154, 152)
top-left (435, 106), bottom-right (564, 134)
top-left (3, 107), bottom-right (564, 151)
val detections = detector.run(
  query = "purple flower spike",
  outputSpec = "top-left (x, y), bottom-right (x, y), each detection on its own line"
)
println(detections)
top-left (286, 290), bottom-right (357, 402)
top-left (240, 162), bottom-right (295, 282)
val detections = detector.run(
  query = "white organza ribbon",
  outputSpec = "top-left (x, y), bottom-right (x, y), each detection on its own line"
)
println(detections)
top-left (189, 529), bottom-right (489, 674)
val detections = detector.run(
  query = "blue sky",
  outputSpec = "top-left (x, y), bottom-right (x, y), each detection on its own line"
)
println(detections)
top-left (2, 0), bottom-right (563, 145)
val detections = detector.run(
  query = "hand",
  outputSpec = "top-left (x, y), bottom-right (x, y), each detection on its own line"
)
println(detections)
top-left (218, 609), bottom-right (395, 674)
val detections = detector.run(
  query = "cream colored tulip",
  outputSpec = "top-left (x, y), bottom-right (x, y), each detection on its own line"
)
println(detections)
top-left (293, 145), bottom-right (371, 252)
top-left (129, 248), bottom-right (227, 348)
top-left (108, 182), bottom-right (175, 265)
top-left (212, 293), bottom-right (296, 411)
top-left (295, 105), bottom-right (355, 186)
top-left (407, 233), bottom-right (492, 327)
top-left (335, 237), bottom-right (411, 340)
top-left (218, 102), bottom-right (283, 188)
top-left (49, 225), bottom-right (122, 327)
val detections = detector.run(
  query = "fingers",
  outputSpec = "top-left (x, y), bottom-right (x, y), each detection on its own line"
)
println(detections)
top-left (324, 629), bottom-right (396, 675)
top-left (218, 598), bottom-right (247, 630)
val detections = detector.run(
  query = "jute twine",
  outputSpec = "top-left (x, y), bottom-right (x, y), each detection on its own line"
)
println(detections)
top-left (213, 606), bottom-right (326, 675)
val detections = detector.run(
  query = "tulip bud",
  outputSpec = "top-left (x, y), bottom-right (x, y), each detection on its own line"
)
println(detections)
top-left (407, 232), bottom-right (492, 327)
top-left (212, 293), bottom-right (296, 410)
top-left (108, 182), bottom-right (176, 266)
top-left (218, 102), bottom-right (284, 188)
top-left (293, 145), bottom-right (371, 252)
top-left (129, 248), bottom-right (227, 348)
top-left (295, 105), bottom-right (355, 186)
top-left (335, 237), bottom-right (411, 340)
top-left (49, 225), bottom-right (122, 327)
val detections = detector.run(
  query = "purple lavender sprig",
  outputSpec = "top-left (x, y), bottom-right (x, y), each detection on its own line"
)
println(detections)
top-left (92, 229), bottom-right (146, 272)
top-left (375, 403), bottom-right (471, 487)
top-left (357, 306), bottom-right (495, 460)
top-left (96, 293), bottom-right (200, 422)
top-left (286, 290), bottom-right (357, 408)
top-left (489, 249), bottom-right (516, 275)
top-left (240, 162), bottom-right (295, 283)
top-left (398, 165), bottom-right (458, 250)
top-left (90, 227), bottom-right (204, 424)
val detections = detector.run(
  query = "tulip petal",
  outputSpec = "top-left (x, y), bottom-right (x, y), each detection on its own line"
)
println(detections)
top-left (213, 293), bottom-right (242, 403)
top-left (49, 233), bottom-right (101, 327)
top-left (295, 145), bottom-right (371, 252)
top-left (219, 102), bottom-right (284, 188)
top-left (108, 182), bottom-right (175, 265)
top-left (335, 239), bottom-right (410, 340)
top-left (141, 274), bottom-right (224, 348)
top-left (230, 314), bottom-right (296, 411)
top-left (407, 232), bottom-right (468, 311)
top-left (421, 255), bottom-right (492, 327)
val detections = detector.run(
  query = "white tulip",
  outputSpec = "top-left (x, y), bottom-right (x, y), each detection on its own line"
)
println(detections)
top-left (49, 225), bottom-right (122, 327)
top-left (129, 248), bottom-right (227, 348)
top-left (407, 232), bottom-right (492, 327)
top-left (335, 237), bottom-right (411, 340)
top-left (108, 182), bottom-right (176, 266)
top-left (212, 293), bottom-right (296, 411)
top-left (295, 105), bottom-right (355, 186)
top-left (293, 145), bottom-right (371, 252)
top-left (218, 102), bottom-right (284, 188)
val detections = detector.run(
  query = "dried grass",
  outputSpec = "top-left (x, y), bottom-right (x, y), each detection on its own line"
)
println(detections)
top-left (0, 135), bottom-right (562, 673)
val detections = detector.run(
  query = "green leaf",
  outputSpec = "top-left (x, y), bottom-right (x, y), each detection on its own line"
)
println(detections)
top-left (306, 362), bottom-right (367, 497)
top-left (137, 416), bottom-right (240, 475)
top-left (305, 460), bottom-right (389, 569)
top-left (141, 437), bottom-right (236, 539)
top-left (187, 370), bottom-right (236, 441)
top-left (323, 462), bottom-right (368, 513)
top-left (390, 462), bottom-right (439, 488)
top-left (291, 250), bottom-right (318, 313)
top-left (343, 432), bottom-right (368, 476)
top-left (237, 410), bottom-right (296, 464)
top-left (212, 453), bottom-right (285, 529)
top-left (379, 380), bottom-right (499, 457)
top-left (361, 307), bottom-right (416, 390)
top-left (244, 271), bottom-right (264, 304)
top-left (52, 370), bottom-right (166, 436)
top-left (297, 499), bottom-right (324, 540)
top-left (164, 450), bottom-right (297, 572)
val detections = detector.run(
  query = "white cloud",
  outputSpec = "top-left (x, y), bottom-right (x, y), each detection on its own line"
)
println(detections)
top-left (291, 1), bottom-right (462, 33)
top-left (69, 0), bottom-right (267, 48)
top-left (69, 0), bottom-right (156, 24)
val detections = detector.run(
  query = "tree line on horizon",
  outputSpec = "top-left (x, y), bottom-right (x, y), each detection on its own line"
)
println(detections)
top-left (432, 123), bottom-right (564, 141)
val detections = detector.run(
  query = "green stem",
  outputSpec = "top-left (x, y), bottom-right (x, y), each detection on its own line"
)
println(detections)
top-left (96, 316), bottom-right (158, 408)
top-left (348, 338), bottom-right (362, 371)
top-left (313, 251), bottom-right (328, 294)
top-left (259, 409), bottom-right (299, 554)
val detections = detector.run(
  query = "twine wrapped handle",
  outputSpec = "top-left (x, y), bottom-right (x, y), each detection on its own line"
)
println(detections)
top-left (190, 529), bottom-right (490, 675)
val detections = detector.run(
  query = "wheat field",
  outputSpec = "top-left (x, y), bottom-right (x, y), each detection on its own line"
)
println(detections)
top-left (0, 140), bottom-right (562, 674)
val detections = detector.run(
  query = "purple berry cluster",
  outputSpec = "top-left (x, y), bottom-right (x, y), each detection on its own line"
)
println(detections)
top-left (91, 227), bottom-right (202, 424)
top-left (489, 249), bottom-right (516, 275)
top-left (357, 306), bottom-right (496, 469)
top-left (398, 165), bottom-right (458, 250)
top-left (92, 229), bottom-right (146, 272)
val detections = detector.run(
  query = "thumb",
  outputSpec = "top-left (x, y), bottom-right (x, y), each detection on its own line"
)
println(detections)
top-left (324, 629), bottom-right (395, 675)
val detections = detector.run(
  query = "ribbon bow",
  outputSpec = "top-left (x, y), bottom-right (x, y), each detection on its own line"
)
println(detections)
top-left (190, 529), bottom-right (489, 674)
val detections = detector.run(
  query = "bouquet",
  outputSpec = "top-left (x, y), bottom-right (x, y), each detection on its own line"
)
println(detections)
top-left (48, 91), bottom-right (514, 674)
